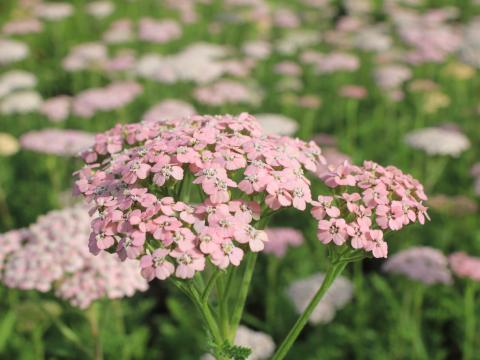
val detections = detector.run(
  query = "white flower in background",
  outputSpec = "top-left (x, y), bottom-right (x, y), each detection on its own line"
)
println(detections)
top-left (354, 27), bottom-right (392, 52)
top-left (459, 20), bottom-right (480, 67)
top-left (287, 272), bottom-right (354, 325)
top-left (63, 42), bottom-right (108, 71)
top-left (0, 39), bottom-right (29, 65)
top-left (2, 19), bottom-right (43, 35)
top-left (35, 2), bottom-right (74, 21)
top-left (86, 1), bottom-right (115, 18)
top-left (136, 42), bottom-right (232, 84)
top-left (276, 30), bottom-right (320, 54)
top-left (235, 326), bottom-right (275, 360)
top-left (142, 99), bottom-right (196, 122)
top-left (202, 326), bottom-right (275, 360)
top-left (0, 70), bottom-right (37, 97)
top-left (374, 64), bottom-right (412, 89)
top-left (404, 127), bottom-right (470, 157)
top-left (102, 19), bottom-right (134, 43)
top-left (242, 40), bottom-right (272, 59)
top-left (0, 91), bottom-right (42, 115)
top-left (255, 113), bottom-right (298, 136)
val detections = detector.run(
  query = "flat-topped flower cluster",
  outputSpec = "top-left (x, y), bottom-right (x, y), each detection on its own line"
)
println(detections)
top-left (0, 206), bottom-right (147, 309)
top-left (314, 161), bottom-right (429, 258)
top-left (75, 113), bottom-right (429, 281)
top-left (75, 113), bottom-right (324, 281)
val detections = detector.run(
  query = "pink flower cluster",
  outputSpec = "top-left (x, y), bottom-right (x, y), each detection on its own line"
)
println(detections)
top-left (75, 113), bottom-right (325, 281)
top-left (382, 246), bottom-right (452, 285)
top-left (264, 227), bottom-right (304, 258)
top-left (72, 81), bottom-right (142, 118)
top-left (0, 206), bottom-right (148, 309)
top-left (193, 80), bottom-right (261, 106)
top-left (139, 17), bottom-right (182, 44)
top-left (20, 129), bottom-right (95, 156)
top-left (314, 161), bottom-right (429, 258)
top-left (449, 252), bottom-right (480, 282)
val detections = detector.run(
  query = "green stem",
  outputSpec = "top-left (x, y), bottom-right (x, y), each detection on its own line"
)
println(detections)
top-left (31, 326), bottom-right (45, 360)
top-left (0, 183), bottom-right (13, 228)
top-left (202, 270), bottom-right (222, 303)
top-left (230, 252), bottom-right (258, 341)
top-left (179, 281), bottom-right (224, 348)
top-left (266, 256), bottom-right (279, 334)
top-left (271, 261), bottom-right (348, 360)
top-left (353, 260), bottom-right (366, 360)
top-left (463, 280), bottom-right (477, 360)
top-left (411, 284), bottom-right (428, 360)
top-left (86, 303), bottom-right (103, 360)
top-left (217, 274), bottom-right (230, 339)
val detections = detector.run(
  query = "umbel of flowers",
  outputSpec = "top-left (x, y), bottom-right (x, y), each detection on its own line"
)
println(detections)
top-left (0, 205), bottom-right (148, 309)
top-left (75, 113), bottom-right (428, 359)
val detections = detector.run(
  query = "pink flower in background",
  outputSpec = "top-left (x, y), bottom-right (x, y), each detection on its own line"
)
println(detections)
top-left (40, 96), bottom-right (71, 122)
top-left (449, 252), bottom-right (480, 281)
top-left (193, 80), bottom-right (262, 106)
top-left (275, 61), bottom-right (302, 76)
top-left (314, 52), bottom-right (360, 74)
top-left (374, 64), bottom-right (412, 89)
top-left (383, 247), bottom-right (452, 285)
top-left (102, 51), bottom-right (136, 72)
top-left (242, 40), bottom-right (272, 59)
top-left (339, 85), bottom-right (367, 99)
top-left (103, 19), bottom-right (134, 43)
top-left (0, 206), bottom-right (147, 309)
top-left (287, 273), bottom-right (353, 324)
top-left (139, 17), bottom-right (182, 44)
top-left (62, 42), bottom-right (108, 72)
top-left (20, 129), bottom-right (95, 156)
top-left (298, 95), bottom-right (322, 109)
top-left (2, 18), bottom-right (43, 35)
top-left (72, 81), bottom-right (142, 118)
top-left (273, 8), bottom-right (300, 28)
top-left (264, 227), bottom-right (304, 257)
top-left (142, 99), bottom-right (196, 122)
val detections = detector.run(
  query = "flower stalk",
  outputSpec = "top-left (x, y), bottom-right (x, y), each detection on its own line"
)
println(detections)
top-left (271, 259), bottom-right (348, 360)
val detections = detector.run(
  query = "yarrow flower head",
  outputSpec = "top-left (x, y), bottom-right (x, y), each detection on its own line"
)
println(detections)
top-left (449, 252), bottom-right (480, 282)
top-left (264, 227), bottom-right (304, 258)
top-left (314, 161), bottom-right (429, 258)
top-left (404, 127), bottom-right (470, 157)
top-left (383, 246), bottom-right (452, 285)
top-left (75, 113), bottom-right (326, 281)
top-left (287, 272), bottom-right (353, 325)
top-left (0, 206), bottom-right (148, 309)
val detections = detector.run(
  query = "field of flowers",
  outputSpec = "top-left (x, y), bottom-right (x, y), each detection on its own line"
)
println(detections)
top-left (0, 0), bottom-right (479, 359)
